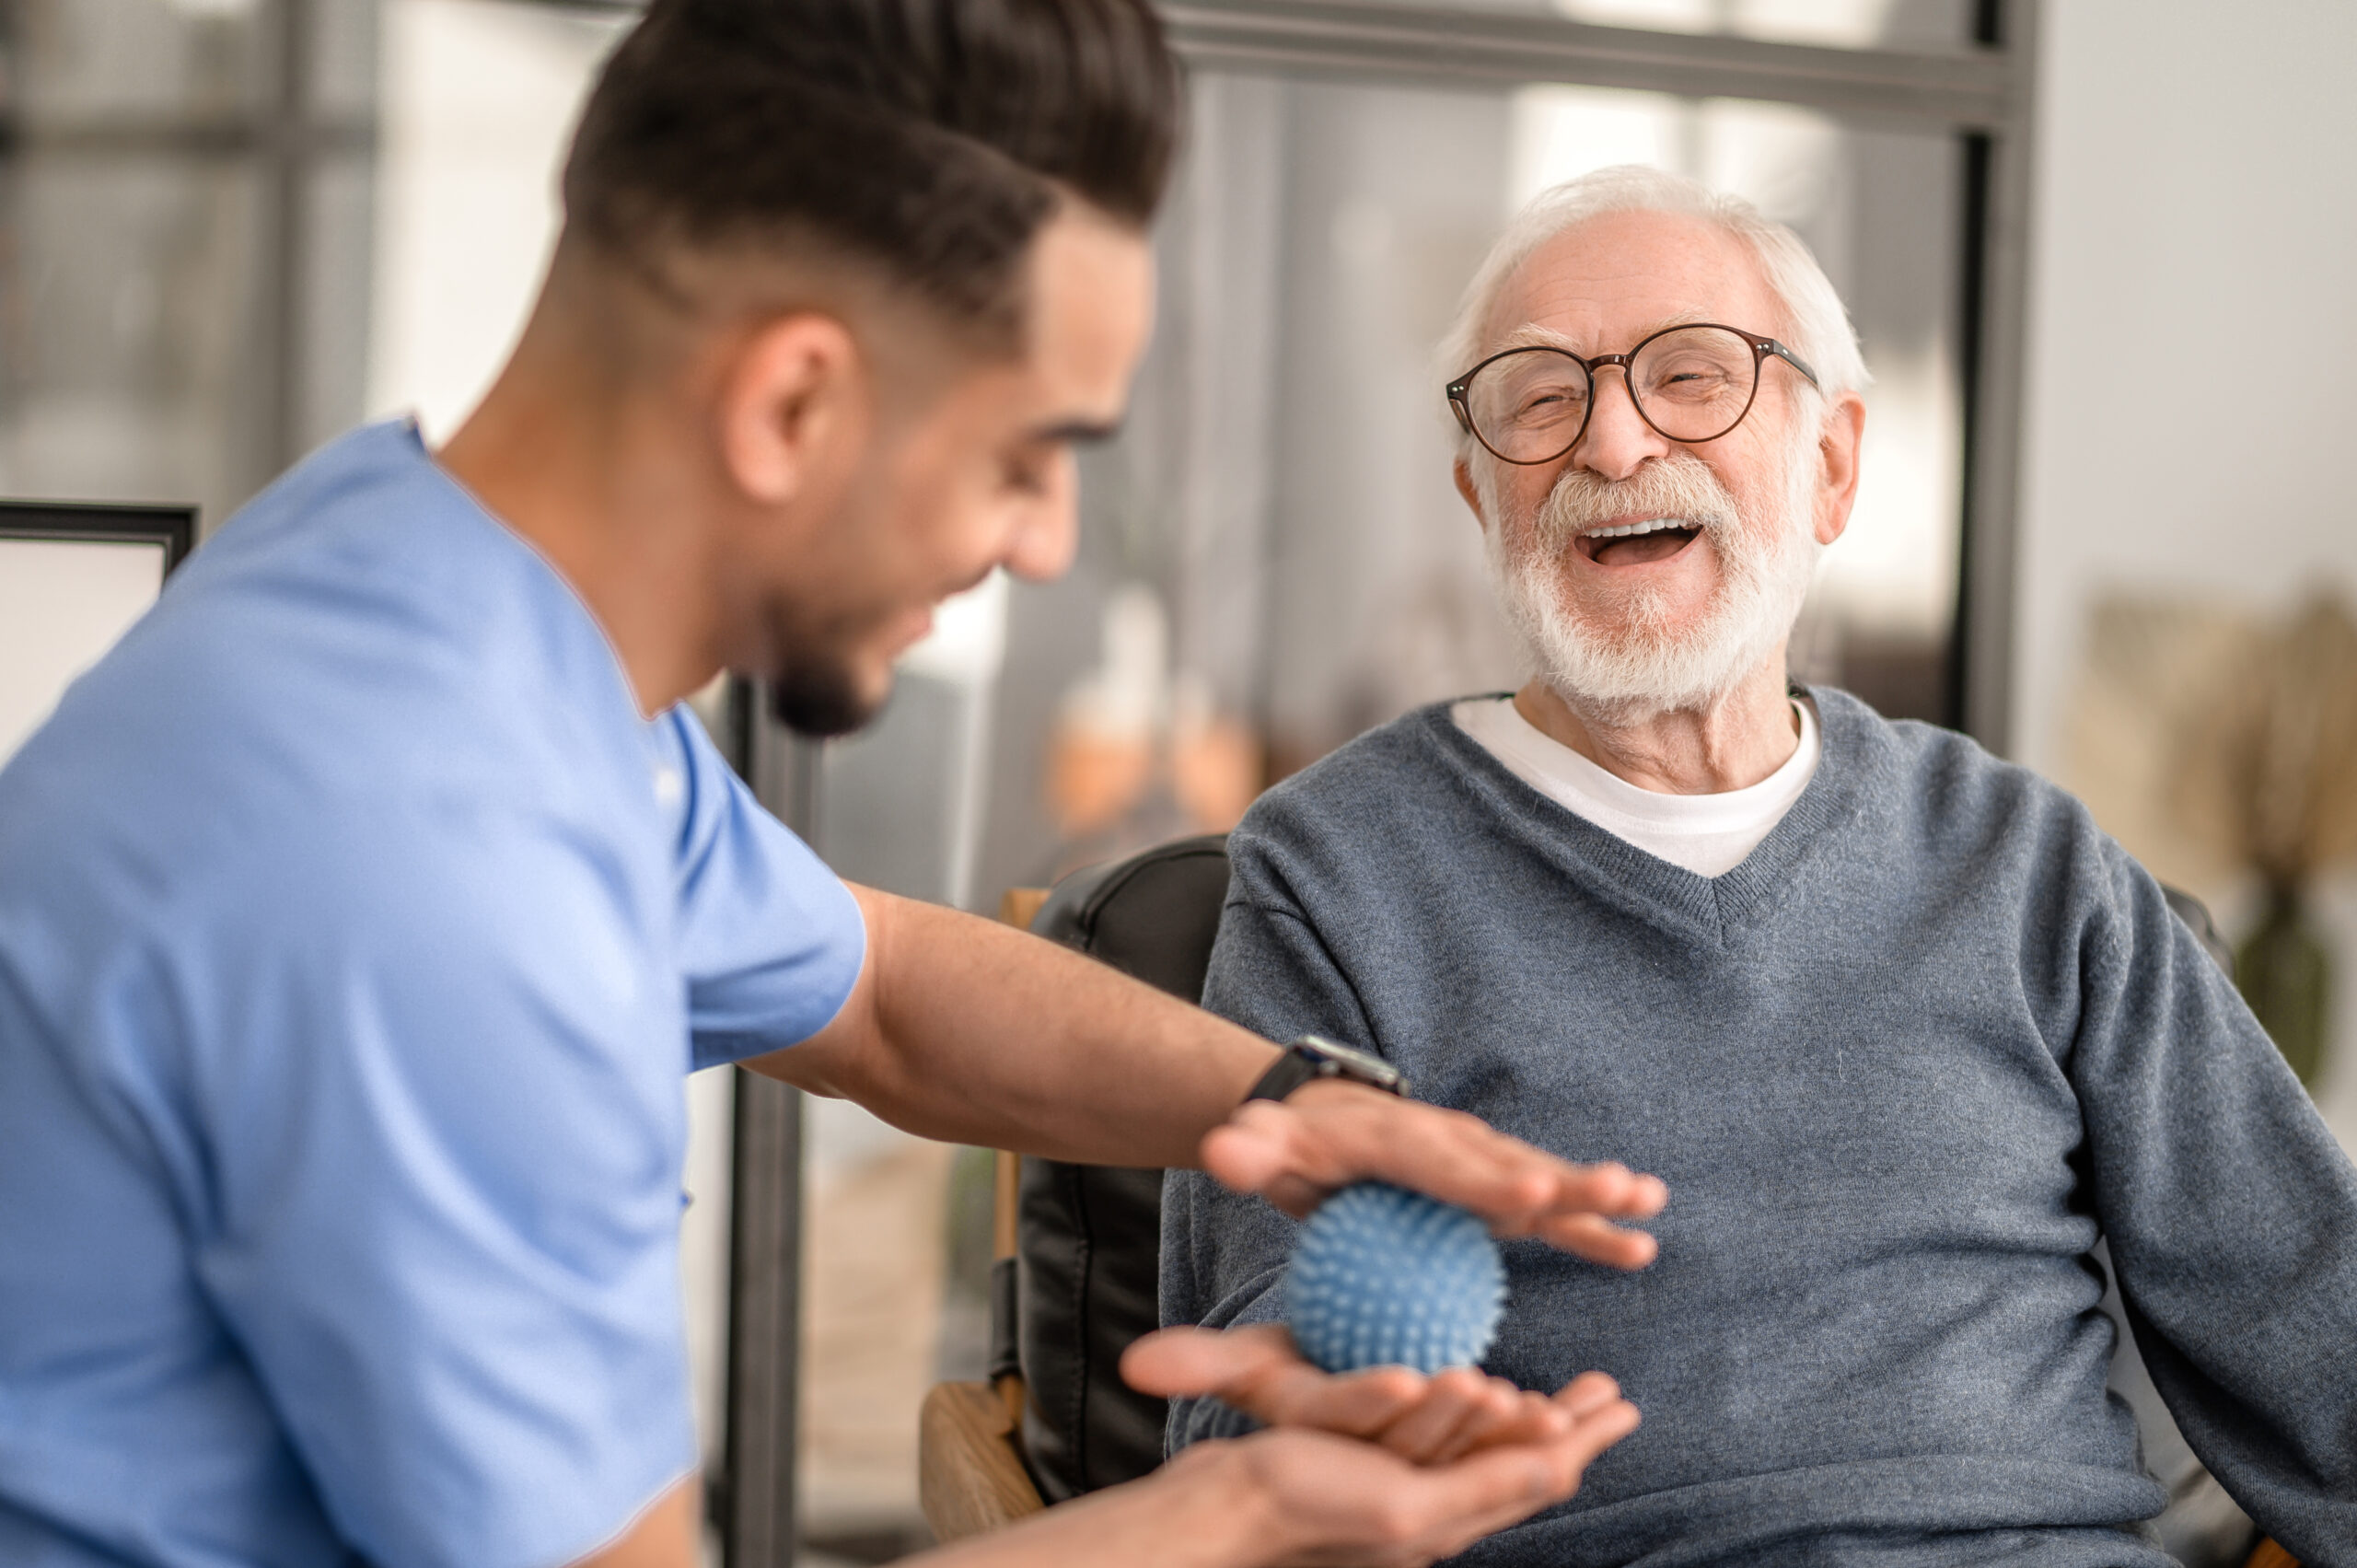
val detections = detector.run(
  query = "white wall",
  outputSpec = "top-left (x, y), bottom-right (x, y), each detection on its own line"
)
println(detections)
top-left (2015, 1), bottom-right (2357, 776)
top-left (2015, 0), bottom-right (2357, 1145)
top-left (367, 1), bottom-right (626, 439)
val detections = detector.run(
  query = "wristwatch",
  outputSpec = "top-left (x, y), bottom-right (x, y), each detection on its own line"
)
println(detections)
top-left (1244, 1035), bottom-right (1409, 1103)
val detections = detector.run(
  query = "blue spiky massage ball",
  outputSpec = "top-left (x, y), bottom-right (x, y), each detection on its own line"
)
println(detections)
top-left (1285, 1182), bottom-right (1506, 1374)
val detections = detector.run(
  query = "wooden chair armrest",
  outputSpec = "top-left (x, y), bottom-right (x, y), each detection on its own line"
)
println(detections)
top-left (999, 888), bottom-right (1050, 932)
top-left (2246, 1539), bottom-right (2300, 1568)
top-left (919, 1378), bottom-right (1047, 1543)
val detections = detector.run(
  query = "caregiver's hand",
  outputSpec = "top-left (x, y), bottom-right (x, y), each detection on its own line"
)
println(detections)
top-left (1202, 1078), bottom-right (1667, 1268)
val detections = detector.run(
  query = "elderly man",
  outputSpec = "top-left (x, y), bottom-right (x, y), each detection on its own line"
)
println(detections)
top-left (1162, 165), bottom-right (2357, 1566)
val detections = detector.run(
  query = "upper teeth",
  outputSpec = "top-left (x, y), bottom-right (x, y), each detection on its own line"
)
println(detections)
top-left (1585, 517), bottom-right (1687, 540)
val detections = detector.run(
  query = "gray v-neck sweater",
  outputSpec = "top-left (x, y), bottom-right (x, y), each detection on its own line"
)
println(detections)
top-left (1161, 689), bottom-right (2357, 1567)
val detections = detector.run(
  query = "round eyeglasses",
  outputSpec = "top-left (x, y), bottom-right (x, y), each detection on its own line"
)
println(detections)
top-left (1446, 323), bottom-right (1819, 466)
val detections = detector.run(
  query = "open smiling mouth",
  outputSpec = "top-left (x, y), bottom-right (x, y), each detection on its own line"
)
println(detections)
top-left (1577, 517), bottom-right (1703, 567)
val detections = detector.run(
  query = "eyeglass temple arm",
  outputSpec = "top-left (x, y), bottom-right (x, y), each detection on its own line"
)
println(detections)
top-left (1764, 338), bottom-right (1820, 389)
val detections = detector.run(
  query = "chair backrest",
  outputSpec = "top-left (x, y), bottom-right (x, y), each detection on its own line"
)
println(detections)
top-left (1015, 833), bottom-right (1230, 1503)
top-left (2162, 884), bottom-right (2235, 976)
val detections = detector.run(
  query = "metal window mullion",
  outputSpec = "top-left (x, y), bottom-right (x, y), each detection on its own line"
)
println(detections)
top-left (260, 0), bottom-right (313, 491)
top-left (724, 1071), bottom-right (803, 1568)
top-left (724, 701), bottom-right (823, 1568)
top-left (1954, 1), bottom-right (2038, 754)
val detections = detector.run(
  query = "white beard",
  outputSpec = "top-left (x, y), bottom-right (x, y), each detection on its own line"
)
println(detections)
top-left (1480, 433), bottom-right (1822, 718)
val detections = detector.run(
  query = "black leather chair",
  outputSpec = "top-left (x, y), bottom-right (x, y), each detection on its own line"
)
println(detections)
top-left (2163, 886), bottom-right (2235, 975)
top-left (1015, 833), bottom-right (1233, 1502)
top-left (917, 834), bottom-right (1229, 1538)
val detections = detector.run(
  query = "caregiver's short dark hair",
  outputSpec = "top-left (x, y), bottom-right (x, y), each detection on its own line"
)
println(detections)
top-left (562, 0), bottom-right (1181, 346)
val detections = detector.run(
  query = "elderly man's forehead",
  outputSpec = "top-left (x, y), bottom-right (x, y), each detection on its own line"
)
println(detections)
top-left (1494, 314), bottom-right (1717, 354)
top-left (1482, 209), bottom-right (1778, 352)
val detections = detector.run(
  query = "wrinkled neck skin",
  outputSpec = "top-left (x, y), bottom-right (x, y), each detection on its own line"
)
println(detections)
top-left (1513, 648), bottom-right (1801, 796)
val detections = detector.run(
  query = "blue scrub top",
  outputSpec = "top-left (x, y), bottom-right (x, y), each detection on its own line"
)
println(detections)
top-left (0, 422), bottom-right (867, 1568)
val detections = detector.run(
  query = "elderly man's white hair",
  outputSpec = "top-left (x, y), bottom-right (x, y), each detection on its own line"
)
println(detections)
top-left (1439, 165), bottom-right (1868, 461)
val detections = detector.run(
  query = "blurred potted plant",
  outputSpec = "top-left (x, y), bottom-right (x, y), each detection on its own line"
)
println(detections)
top-left (2073, 594), bottom-right (2357, 1089)
top-left (2214, 599), bottom-right (2357, 1086)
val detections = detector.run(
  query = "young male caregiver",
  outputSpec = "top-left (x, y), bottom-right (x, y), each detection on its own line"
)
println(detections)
top-left (0, 2), bottom-right (1666, 1565)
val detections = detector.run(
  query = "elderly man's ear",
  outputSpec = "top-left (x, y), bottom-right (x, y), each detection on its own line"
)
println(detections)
top-left (1453, 457), bottom-right (1485, 529)
top-left (1812, 392), bottom-right (1867, 548)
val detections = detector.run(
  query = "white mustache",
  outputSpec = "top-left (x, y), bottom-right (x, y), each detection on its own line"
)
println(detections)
top-left (1530, 453), bottom-right (1741, 552)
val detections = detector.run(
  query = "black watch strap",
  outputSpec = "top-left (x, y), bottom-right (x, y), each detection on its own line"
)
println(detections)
top-left (1244, 1035), bottom-right (1408, 1103)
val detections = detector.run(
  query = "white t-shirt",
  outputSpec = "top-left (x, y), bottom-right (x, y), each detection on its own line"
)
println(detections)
top-left (1451, 693), bottom-right (1820, 878)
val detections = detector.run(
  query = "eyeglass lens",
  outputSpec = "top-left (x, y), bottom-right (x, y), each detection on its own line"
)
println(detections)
top-left (1461, 326), bottom-right (1760, 462)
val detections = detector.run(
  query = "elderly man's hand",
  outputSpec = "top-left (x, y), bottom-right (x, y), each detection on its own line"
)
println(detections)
top-left (1124, 1325), bottom-right (1639, 1566)
top-left (1202, 1078), bottom-right (1667, 1267)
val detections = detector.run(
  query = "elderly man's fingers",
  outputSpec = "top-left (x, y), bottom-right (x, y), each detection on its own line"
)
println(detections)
top-left (1556, 1391), bottom-right (1643, 1471)
top-left (1550, 1370), bottom-right (1625, 1420)
top-left (1365, 1367), bottom-right (1507, 1464)
top-left (1425, 1389), bottom-right (1572, 1466)
top-left (1343, 1445), bottom-right (1570, 1563)
top-left (1364, 1406), bottom-right (1631, 1560)
top-left (1228, 1388), bottom-right (1642, 1568)
top-left (1412, 1398), bottom-right (1643, 1562)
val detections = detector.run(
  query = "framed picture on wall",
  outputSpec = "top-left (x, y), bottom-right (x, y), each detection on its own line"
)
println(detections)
top-left (0, 501), bottom-right (197, 768)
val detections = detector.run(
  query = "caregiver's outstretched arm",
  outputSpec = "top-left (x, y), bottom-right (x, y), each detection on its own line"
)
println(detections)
top-left (754, 884), bottom-right (1666, 1260)
top-left (575, 1324), bottom-right (1641, 1568)
top-left (578, 1377), bottom-right (1634, 1568)
top-left (918, 1324), bottom-right (1639, 1568)
top-left (917, 1405), bottom-right (1637, 1568)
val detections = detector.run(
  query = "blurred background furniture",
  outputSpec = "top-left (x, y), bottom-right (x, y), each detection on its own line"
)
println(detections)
top-left (2071, 598), bottom-right (2357, 1089)
top-left (0, 500), bottom-right (193, 768)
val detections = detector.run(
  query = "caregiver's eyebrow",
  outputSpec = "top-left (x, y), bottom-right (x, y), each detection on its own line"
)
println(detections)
top-left (1028, 416), bottom-right (1121, 446)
